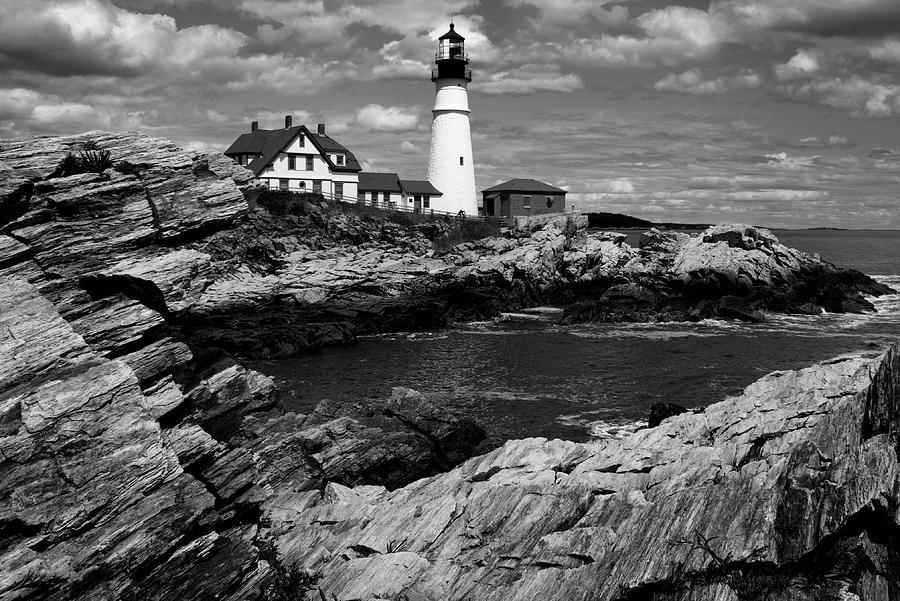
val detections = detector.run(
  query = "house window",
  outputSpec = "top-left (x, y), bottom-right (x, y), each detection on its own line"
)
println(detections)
top-left (546, 196), bottom-right (554, 208)
top-left (459, 156), bottom-right (464, 166)
top-left (335, 154), bottom-right (345, 166)
top-left (306, 156), bottom-right (314, 170)
top-left (335, 182), bottom-right (343, 198)
top-left (370, 191), bottom-right (377, 204)
top-left (279, 179), bottom-right (288, 190)
top-left (423, 196), bottom-right (430, 209)
top-left (288, 154), bottom-right (296, 170)
top-left (523, 195), bottom-right (531, 209)
top-left (384, 192), bottom-right (391, 203)
top-left (312, 180), bottom-right (321, 194)
top-left (298, 134), bottom-right (305, 147)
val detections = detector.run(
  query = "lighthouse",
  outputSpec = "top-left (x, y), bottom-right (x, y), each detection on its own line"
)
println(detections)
top-left (426, 22), bottom-right (477, 215)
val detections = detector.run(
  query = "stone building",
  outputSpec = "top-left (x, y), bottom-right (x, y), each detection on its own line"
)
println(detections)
top-left (481, 178), bottom-right (567, 220)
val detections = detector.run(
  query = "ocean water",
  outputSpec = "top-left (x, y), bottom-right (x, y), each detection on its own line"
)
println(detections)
top-left (251, 230), bottom-right (900, 442)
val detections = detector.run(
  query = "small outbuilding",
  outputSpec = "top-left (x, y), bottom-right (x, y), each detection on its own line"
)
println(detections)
top-left (481, 178), bottom-right (566, 220)
top-left (399, 180), bottom-right (442, 212)
top-left (358, 172), bottom-right (403, 208)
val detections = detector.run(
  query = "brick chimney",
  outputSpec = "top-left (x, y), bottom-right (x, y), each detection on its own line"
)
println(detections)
top-left (285, 115), bottom-right (292, 128)
top-left (251, 121), bottom-right (258, 132)
top-left (317, 123), bottom-right (326, 135)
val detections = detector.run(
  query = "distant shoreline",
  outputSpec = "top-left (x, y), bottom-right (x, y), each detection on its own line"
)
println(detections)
top-left (584, 212), bottom-right (898, 232)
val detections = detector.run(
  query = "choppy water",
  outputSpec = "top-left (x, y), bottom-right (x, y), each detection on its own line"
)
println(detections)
top-left (251, 230), bottom-right (900, 442)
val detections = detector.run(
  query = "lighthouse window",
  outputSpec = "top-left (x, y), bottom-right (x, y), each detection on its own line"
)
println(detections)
top-left (459, 156), bottom-right (464, 166)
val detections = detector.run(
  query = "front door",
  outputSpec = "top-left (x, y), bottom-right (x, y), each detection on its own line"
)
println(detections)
top-left (414, 195), bottom-right (422, 212)
top-left (312, 180), bottom-right (321, 194)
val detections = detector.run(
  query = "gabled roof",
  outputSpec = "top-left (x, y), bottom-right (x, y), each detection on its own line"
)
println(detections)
top-left (224, 125), bottom-right (362, 175)
top-left (358, 172), bottom-right (402, 192)
top-left (481, 178), bottom-right (567, 194)
top-left (400, 180), bottom-right (442, 196)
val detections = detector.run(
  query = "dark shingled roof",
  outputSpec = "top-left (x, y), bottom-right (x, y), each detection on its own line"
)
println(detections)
top-left (481, 178), bottom-right (567, 194)
top-left (439, 23), bottom-right (465, 41)
top-left (400, 180), bottom-right (442, 196)
top-left (358, 172), bottom-right (402, 192)
top-left (224, 125), bottom-right (361, 175)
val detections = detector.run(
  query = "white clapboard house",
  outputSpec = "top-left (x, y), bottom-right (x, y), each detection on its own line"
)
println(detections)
top-left (225, 116), bottom-right (361, 199)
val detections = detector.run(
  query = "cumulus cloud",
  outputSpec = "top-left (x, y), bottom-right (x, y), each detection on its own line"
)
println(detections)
top-left (774, 49), bottom-right (821, 80)
top-left (558, 6), bottom-right (731, 67)
top-left (0, 86), bottom-right (147, 131)
top-left (868, 38), bottom-right (900, 62)
top-left (782, 75), bottom-right (900, 117)
top-left (505, 0), bottom-right (630, 29)
top-left (654, 69), bottom-right (762, 94)
top-left (714, 0), bottom-right (900, 38)
top-left (793, 135), bottom-right (852, 148)
top-left (477, 65), bottom-right (583, 95)
top-left (0, 0), bottom-right (250, 76)
top-left (355, 104), bottom-right (421, 132)
top-left (765, 151), bottom-right (819, 169)
top-left (602, 178), bottom-right (635, 193)
top-left (400, 140), bottom-right (422, 154)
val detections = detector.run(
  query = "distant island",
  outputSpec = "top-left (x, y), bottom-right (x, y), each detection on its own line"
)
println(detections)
top-left (585, 211), bottom-right (711, 230)
top-left (586, 213), bottom-right (852, 232)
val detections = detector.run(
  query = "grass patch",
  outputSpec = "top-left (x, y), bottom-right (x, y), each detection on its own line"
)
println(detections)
top-left (256, 189), bottom-right (324, 216)
top-left (432, 218), bottom-right (501, 254)
top-left (51, 140), bottom-right (115, 178)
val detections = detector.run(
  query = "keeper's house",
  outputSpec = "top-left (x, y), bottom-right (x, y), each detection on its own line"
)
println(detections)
top-left (225, 116), bottom-right (361, 198)
top-left (481, 178), bottom-right (566, 220)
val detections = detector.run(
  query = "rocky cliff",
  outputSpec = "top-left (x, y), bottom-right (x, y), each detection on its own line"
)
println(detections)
top-left (1, 131), bottom-right (898, 600)
top-left (3, 132), bottom-right (890, 360)
top-left (0, 132), bottom-right (486, 600)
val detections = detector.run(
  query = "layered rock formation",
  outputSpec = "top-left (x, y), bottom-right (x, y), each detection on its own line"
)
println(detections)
top-left (4, 132), bottom-right (890, 360)
top-left (270, 345), bottom-right (900, 600)
top-left (0, 132), bottom-right (486, 600)
top-left (2, 131), bottom-right (899, 600)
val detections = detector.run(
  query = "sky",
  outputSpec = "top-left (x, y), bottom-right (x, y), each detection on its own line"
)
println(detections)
top-left (1, 0), bottom-right (899, 229)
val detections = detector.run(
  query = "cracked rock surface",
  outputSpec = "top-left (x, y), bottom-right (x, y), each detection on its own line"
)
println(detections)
top-left (270, 345), bottom-right (900, 601)
top-left (2, 131), bottom-right (899, 600)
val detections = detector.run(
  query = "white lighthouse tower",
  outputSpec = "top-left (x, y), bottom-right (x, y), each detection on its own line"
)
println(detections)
top-left (427, 23), bottom-right (477, 215)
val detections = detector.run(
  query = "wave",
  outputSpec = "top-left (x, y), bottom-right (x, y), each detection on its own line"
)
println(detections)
top-left (364, 331), bottom-right (450, 342)
top-left (556, 413), bottom-right (644, 440)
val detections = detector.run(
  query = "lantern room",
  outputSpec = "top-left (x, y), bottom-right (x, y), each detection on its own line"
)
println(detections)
top-left (432, 23), bottom-right (472, 82)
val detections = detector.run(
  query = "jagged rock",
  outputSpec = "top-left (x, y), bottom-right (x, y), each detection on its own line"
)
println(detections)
top-left (267, 345), bottom-right (900, 600)
top-left (2, 131), bottom-right (899, 600)
top-left (241, 388), bottom-right (489, 492)
top-left (647, 402), bottom-right (689, 428)
top-left (7, 132), bottom-right (888, 358)
top-left (0, 278), bottom-right (279, 601)
top-left (639, 228), bottom-right (690, 252)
